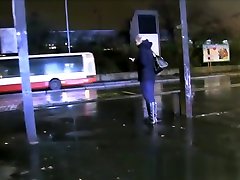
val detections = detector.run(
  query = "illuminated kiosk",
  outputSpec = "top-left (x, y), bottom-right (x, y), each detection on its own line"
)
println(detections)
top-left (130, 10), bottom-right (160, 55)
top-left (0, 28), bottom-right (18, 54)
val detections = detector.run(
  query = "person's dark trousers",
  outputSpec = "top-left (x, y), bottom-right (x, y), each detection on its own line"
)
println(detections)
top-left (140, 80), bottom-right (155, 104)
top-left (140, 80), bottom-right (158, 124)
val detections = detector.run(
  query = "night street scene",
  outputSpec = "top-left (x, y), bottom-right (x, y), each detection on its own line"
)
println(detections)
top-left (1, 0), bottom-right (240, 179)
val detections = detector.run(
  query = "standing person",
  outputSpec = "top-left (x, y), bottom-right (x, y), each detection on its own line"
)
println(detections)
top-left (130, 35), bottom-right (159, 125)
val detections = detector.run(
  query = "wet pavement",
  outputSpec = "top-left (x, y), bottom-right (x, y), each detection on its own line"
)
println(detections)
top-left (0, 74), bottom-right (235, 112)
top-left (1, 75), bottom-right (240, 179)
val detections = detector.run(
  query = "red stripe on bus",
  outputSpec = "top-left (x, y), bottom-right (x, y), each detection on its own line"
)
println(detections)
top-left (0, 82), bottom-right (48, 93)
top-left (0, 84), bottom-right (22, 93)
top-left (0, 77), bottom-right (97, 93)
top-left (62, 77), bottom-right (97, 86)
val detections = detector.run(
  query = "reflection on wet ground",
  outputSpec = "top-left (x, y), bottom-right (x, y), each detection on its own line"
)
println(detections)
top-left (1, 75), bottom-right (240, 179)
top-left (0, 74), bottom-right (238, 112)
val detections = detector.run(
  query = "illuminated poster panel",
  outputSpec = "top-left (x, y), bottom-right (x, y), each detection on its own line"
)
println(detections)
top-left (0, 28), bottom-right (18, 54)
top-left (203, 44), bottom-right (230, 63)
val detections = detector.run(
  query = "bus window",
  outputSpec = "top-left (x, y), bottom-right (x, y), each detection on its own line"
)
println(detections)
top-left (0, 60), bottom-right (20, 78)
top-left (61, 56), bottom-right (83, 73)
top-left (44, 63), bottom-right (62, 75)
top-left (29, 55), bottom-right (83, 75)
top-left (64, 63), bottom-right (74, 73)
top-left (0, 66), bottom-right (6, 78)
top-left (30, 60), bottom-right (44, 75)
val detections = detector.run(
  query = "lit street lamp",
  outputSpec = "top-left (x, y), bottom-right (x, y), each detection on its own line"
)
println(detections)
top-left (12, 0), bottom-right (38, 144)
top-left (179, 0), bottom-right (193, 118)
top-left (65, 0), bottom-right (71, 53)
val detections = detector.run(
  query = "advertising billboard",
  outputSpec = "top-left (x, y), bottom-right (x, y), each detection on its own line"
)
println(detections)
top-left (203, 44), bottom-right (230, 63)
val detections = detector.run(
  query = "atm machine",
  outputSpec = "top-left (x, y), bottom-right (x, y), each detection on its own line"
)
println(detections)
top-left (130, 10), bottom-right (161, 55)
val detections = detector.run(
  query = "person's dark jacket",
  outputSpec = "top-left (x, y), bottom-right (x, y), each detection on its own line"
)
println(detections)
top-left (135, 40), bottom-right (155, 82)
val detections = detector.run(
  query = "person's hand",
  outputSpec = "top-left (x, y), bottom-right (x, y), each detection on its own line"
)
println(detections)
top-left (129, 57), bottom-right (135, 62)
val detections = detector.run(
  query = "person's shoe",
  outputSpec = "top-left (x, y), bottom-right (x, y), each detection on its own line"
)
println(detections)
top-left (144, 117), bottom-right (156, 125)
top-left (153, 102), bottom-right (161, 123)
top-left (145, 102), bottom-right (158, 125)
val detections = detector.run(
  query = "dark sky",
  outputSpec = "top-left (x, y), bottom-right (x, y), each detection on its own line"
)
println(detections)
top-left (0, 0), bottom-right (240, 35)
top-left (0, 0), bottom-right (158, 30)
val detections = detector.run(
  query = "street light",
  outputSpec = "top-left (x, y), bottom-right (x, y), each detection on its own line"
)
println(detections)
top-left (179, 0), bottom-right (193, 118)
top-left (12, 0), bottom-right (38, 144)
top-left (65, 0), bottom-right (71, 53)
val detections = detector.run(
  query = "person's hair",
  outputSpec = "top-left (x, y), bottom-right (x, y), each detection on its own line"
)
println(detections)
top-left (135, 35), bottom-right (142, 46)
top-left (135, 34), bottom-right (147, 46)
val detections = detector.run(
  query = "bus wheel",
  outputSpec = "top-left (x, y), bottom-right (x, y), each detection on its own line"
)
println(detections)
top-left (49, 78), bottom-right (62, 90)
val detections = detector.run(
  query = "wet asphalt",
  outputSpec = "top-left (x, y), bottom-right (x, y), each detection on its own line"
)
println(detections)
top-left (1, 75), bottom-right (240, 180)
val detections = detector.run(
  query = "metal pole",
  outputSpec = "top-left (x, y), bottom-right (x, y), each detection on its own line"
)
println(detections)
top-left (12, 0), bottom-right (38, 144)
top-left (179, 0), bottom-right (193, 118)
top-left (65, 0), bottom-right (71, 53)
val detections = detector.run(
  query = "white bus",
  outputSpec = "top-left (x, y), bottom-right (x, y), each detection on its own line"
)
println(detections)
top-left (0, 52), bottom-right (97, 93)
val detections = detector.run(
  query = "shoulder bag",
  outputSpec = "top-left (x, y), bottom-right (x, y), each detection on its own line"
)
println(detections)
top-left (152, 51), bottom-right (168, 75)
